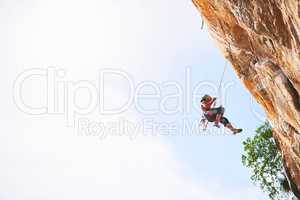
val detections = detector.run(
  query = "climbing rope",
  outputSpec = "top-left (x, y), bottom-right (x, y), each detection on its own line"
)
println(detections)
top-left (218, 60), bottom-right (228, 93)
top-left (201, 14), bottom-right (205, 29)
top-left (199, 60), bottom-right (228, 132)
top-left (199, 19), bottom-right (233, 131)
top-left (216, 19), bottom-right (231, 100)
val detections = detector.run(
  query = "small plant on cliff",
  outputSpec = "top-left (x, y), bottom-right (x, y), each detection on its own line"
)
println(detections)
top-left (242, 122), bottom-right (291, 200)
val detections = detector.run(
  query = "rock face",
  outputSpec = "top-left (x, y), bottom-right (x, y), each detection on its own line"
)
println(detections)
top-left (192, 0), bottom-right (300, 197)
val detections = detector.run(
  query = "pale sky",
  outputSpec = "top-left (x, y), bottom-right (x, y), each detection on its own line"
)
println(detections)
top-left (1, 0), bottom-right (267, 199)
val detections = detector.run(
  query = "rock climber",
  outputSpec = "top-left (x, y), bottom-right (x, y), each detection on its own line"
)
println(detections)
top-left (199, 94), bottom-right (243, 134)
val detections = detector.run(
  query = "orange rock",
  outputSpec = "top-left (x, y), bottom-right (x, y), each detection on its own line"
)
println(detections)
top-left (193, 0), bottom-right (300, 197)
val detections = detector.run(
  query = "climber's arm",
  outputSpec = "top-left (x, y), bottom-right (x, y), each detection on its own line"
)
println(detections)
top-left (207, 97), bottom-right (217, 108)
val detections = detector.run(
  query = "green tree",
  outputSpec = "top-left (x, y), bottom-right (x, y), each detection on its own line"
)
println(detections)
top-left (242, 122), bottom-right (291, 199)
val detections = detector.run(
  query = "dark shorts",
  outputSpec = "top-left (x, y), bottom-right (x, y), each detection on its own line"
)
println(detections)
top-left (204, 106), bottom-right (230, 126)
top-left (220, 117), bottom-right (230, 126)
top-left (209, 107), bottom-right (224, 116)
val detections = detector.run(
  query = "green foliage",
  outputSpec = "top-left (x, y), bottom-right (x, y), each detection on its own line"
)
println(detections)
top-left (242, 122), bottom-right (290, 200)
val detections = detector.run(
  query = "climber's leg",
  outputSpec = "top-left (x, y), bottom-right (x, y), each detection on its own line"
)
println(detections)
top-left (220, 117), bottom-right (242, 134)
top-left (214, 107), bottom-right (225, 128)
top-left (215, 114), bottom-right (222, 127)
